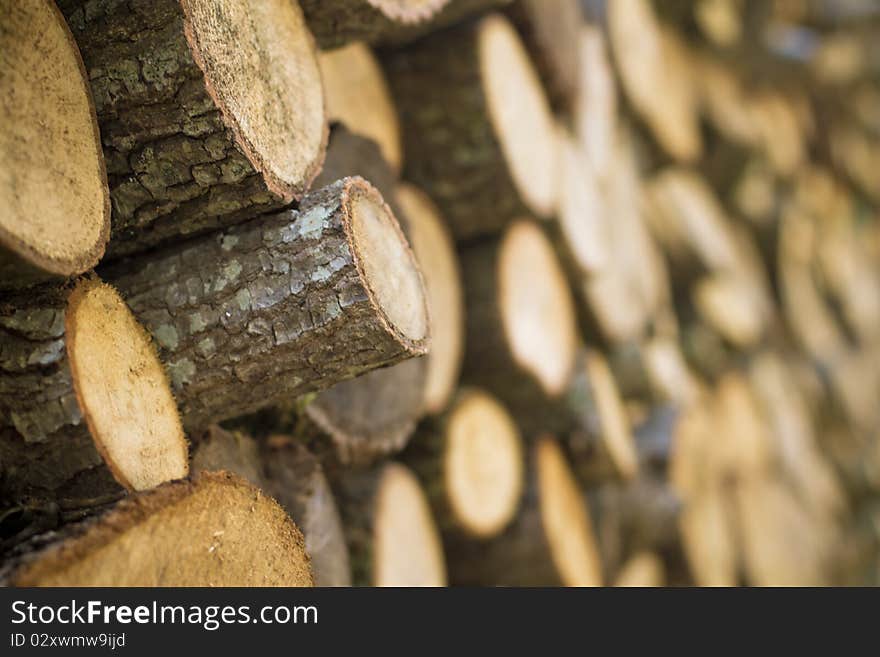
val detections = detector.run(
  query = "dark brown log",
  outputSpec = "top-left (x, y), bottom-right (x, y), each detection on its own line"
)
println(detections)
top-left (0, 0), bottom-right (110, 289)
top-left (0, 278), bottom-right (187, 514)
top-left (402, 388), bottom-right (524, 542)
top-left (103, 177), bottom-right (430, 432)
top-left (506, 0), bottom-right (583, 112)
top-left (383, 13), bottom-right (558, 240)
top-left (334, 462), bottom-right (447, 586)
top-left (2, 472), bottom-right (313, 586)
top-left (447, 436), bottom-right (602, 586)
top-left (191, 427), bottom-right (351, 586)
top-left (58, 0), bottom-right (327, 258)
top-left (300, 0), bottom-right (451, 49)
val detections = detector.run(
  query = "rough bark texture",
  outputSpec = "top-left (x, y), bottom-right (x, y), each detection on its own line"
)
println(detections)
top-left (102, 178), bottom-right (427, 431)
top-left (58, 0), bottom-right (326, 259)
top-left (315, 125), bottom-right (407, 236)
top-left (506, 0), bottom-right (582, 112)
top-left (300, 0), bottom-right (451, 49)
top-left (383, 18), bottom-right (534, 241)
top-left (0, 284), bottom-right (125, 517)
top-left (331, 465), bottom-right (384, 586)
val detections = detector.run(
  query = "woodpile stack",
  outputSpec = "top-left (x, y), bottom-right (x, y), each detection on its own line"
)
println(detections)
top-left (2, 0), bottom-right (879, 587)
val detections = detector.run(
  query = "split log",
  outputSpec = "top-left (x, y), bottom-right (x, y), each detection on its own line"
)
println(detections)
top-left (335, 462), bottom-right (447, 586)
top-left (459, 220), bottom-right (579, 430)
top-left (0, 0), bottom-right (110, 289)
top-left (2, 472), bottom-right (313, 586)
top-left (58, 0), bottom-right (327, 258)
top-left (403, 388), bottom-right (524, 541)
top-left (505, 0), bottom-right (583, 112)
top-left (0, 278), bottom-right (187, 511)
top-left (397, 183), bottom-right (465, 414)
top-left (318, 43), bottom-right (402, 173)
top-left (384, 13), bottom-right (558, 240)
top-left (102, 177), bottom-right (430, 431)
top-left (300, 0), bottom-right (451, 49)
top-left (607, 0), bottom-right (702, 162)
top-left (447, 436), bottom-right (603, 586)
top-left (191, 427), bottom-right (352, 586)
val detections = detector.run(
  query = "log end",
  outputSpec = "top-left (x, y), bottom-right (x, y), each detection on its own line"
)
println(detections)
top-left (444, 390), bottom-right (524, 538)
top-left (180, 0), bottom-right (327, 202)
top-left (367, 0), bottom-right (453, 24)
top-left (344, 178), bottom-right (431, 355)
top-left (398, 183), bottom-right (464, 414)
top-left (373, 463), bottom-right (447, 586)
top-left (499, 220), bottom-right (578, 396)
top-left (0, 0), bottom-right (110, 282)
top-left (8, 472), bottom-right (313, 587)
top-left (536, 436), bottom-right (603, 586)
top-left (65, 277), bottom-right (188, 492)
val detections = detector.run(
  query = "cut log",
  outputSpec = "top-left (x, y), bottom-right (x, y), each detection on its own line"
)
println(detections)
top-left (447, 436), bottom-right (603, 586)
top-left (318, 43), bottom-right (402, 173)
top-left (384, 13), bottom-right (558, 240)
top-left (58, 0), bottom-right (327, 258)
top-left (191, 427), bottom-right (351, 587)
top-left (304, 357), bottom-right (427, 464)
top-left (505, 0), bottom-right (583, 112)
top-left (261, 435), bottom-right (352, 587)
top-left (575, 25), bottom-right (618, 180)
top-left (615, 551), bottom-right (666, 586)
top-left (460, 220), bottom-right (579, 429)
top-left (0, 0), bottom-right (109, 289)
top-left (300, 0), bottom-right (452, 49)
top-left (102, 177), bottom-right (430, 431)
top-left (335, 462), bottom-right (447, 586)
top-left (376, 0), bottom-right (515, 46)
top-left (607, 0), bottom-right (702, 161)
top-left (403, 388), bottom-right (524, 540)
top-left (397, 183), bottom-right (465, 414)
top-left (0, 277), bottom-right (187, 511)
top-left (2, 472), bottom-right (313, 586)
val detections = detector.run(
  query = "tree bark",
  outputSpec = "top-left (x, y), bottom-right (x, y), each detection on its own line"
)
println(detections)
top-left (1, 472), bottom-right (313, 587)
top-left (383, 14), bottom-right (557, 241)
top-left (102, 177), bottom-right (430, 431)
top-left (0, 279), bottom-right (187, 519)
top-left (58, 0), bottom-right (327, 259)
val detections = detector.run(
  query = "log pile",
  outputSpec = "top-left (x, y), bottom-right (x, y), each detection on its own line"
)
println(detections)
top-left (2, 0), bottom-right (879, 587)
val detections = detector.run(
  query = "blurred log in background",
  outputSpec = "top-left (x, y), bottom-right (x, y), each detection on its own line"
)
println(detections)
top-left (2, 0), bottom-right (880, 586)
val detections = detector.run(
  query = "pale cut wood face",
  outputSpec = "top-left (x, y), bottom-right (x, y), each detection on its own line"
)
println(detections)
top-left (480, 14), bottom-right (558, 219)
top-left (181, 0), bottom-right (325, 200)
top-left (367, 0), bottom-right (451, 21)
top-left (444, 390), bottom-right (524, 537)
top-left (373, 464), bottom-right (447, 586)
top-left (499, 221), bottom-right (578, 397)
top-left (66, 279), bottom-right (187, 492)
top-left (398, 183), bottom-right (464, 413)
top-left (536, 437), bottom-right (603, 587)
top-left (13, 474), bottom-right (313, 587)
top-left (0, 0), bottom-right (108, 273)
top-left (349, 191), bottom-right (429, 346)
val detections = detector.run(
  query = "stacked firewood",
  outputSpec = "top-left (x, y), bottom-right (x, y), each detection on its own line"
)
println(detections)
top-left (1, 0), bottom-right (879, 586)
